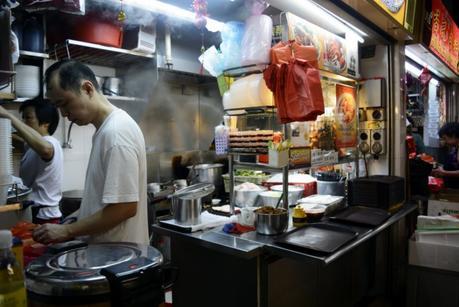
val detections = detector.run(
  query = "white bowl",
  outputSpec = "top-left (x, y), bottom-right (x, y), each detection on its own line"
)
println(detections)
top-left (259, 190), bottom-right (283, 207)
top-left (270, 185), bottom-right (304, 206)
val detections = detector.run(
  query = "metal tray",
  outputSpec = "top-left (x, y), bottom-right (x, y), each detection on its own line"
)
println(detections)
top-left (275, 223), bottom-right (358, 254)
top-left (328, 206), bottom-right (391, 227)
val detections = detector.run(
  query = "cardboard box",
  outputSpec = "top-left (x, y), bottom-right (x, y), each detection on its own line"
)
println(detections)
top-left (428, 199), bottom-right (459, 216)
top-left (409, 236), bottom-right (459, 272)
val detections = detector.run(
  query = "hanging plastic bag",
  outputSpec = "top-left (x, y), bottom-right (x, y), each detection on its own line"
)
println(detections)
top-left (264, 41), bottom-right (324, 124)
top-left (220, 21), bottom-right (244, 69)
top-left (240, 0), bottom-right (272, 66)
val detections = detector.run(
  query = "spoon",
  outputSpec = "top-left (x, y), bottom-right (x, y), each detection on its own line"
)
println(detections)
top-left (275, 192), bottom-right (283, 209)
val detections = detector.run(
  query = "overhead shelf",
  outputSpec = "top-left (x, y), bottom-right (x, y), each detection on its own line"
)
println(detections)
top-left (223, 64), bottom-right (269, 78)
top-left (48, 39), bottom-right (155, 67)
top-left (19, 50), bottom-right (49, 59)
top-left (406, 44), bottom-right (459, 82)
top-left (230, 154), bottom-right (356, 172)
top-left (105, 95), bottom-right (148, 103)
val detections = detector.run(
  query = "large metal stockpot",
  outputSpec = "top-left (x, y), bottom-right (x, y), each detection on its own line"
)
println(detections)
top-left (187, 163), bottom-right (224, 187)
top-left (169, 183), bottom-right (214, 225)
top-left (25, 241), bottom-right (169, 307)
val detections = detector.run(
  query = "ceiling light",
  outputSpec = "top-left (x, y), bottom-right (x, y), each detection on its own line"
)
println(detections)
top-left (405, 49), bottom-right (444, 79)
top-left (121, 0), bottom-right (225, 32)
top-left (268, 0), bottom-right (366, 43)
top-left (405, 62), bottom-right (422, 76)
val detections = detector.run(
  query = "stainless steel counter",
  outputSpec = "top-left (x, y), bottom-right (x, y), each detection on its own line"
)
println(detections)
top-left (152, 203), bottom-right (417, 264)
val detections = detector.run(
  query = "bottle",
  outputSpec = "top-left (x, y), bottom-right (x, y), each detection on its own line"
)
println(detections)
top-left (0, 230), bottom-right (27, 307)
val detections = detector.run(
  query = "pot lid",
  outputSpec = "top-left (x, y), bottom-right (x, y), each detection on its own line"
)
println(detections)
top-left (25, 242), bottom-right (163, 297)
top-left (170, 182), bottom-right (214, 199)
top-left (187, 163), bottom-right (224, 170)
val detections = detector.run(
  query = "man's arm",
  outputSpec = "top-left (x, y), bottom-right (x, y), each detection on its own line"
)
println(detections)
top-left (33, 202), bottom-right (137, 244)
top-left (0, 106), bottom-right (54, 160)
top-left (432, 167), bottom-right (459, 178)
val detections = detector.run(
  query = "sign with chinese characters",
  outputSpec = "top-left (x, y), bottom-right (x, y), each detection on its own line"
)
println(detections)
top-left (311, 149), bottom-right (339, 167)
top-left (429, 0), bottom-right (459, 75)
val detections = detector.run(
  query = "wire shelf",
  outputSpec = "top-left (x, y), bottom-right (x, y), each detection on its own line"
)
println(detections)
top-left (48, 39), bottom-right (155, 67)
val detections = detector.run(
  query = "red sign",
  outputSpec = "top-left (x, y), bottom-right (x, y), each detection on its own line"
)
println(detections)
top-left (429, 0), bottom-right (459, 74)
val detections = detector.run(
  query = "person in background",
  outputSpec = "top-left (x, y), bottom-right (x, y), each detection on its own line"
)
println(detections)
top-left (32, 59), bottom-right (149, 245)
top-left (0, 99), bottom-right (63, 224)
top-left (432, 122), bottom-right (459, 189)
top-left (406, 117), bottom-right (425, 154)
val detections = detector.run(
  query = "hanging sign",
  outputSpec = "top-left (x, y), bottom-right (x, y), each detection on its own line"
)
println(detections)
top-left (335, 84), bottom-right (357, 149)
top-left (372, 0), bottom-right (406, 26)
top-left (429, 0), bottom-right (459, 75)
top-left (286, 13), bottom-right (359, 78)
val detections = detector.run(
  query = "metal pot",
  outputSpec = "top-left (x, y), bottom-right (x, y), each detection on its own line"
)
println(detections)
top-left (255, 208), bottom-right (289, 235)
top-left (187, 164), bottom-right (223, 187)
top-left (169, 183), bottom-right (214, 225)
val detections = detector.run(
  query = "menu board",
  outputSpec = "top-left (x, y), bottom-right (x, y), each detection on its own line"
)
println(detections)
top-left (373, 0), bottom-right (406, 26)
top-left (429, 0), bottom-right (459, 75)
top-left (335, 84), bottom-right (357, 148)
top-left (286, 13), bottom-right (359, 78)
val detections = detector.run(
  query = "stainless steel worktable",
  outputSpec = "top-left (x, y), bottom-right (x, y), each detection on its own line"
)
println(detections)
top-left (151, 203), bottom-right (418, 307)
top-left (152, 203), bottom-right (417, 263)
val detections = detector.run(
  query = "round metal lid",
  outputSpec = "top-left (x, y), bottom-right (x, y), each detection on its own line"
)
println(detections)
top-left (170, 182), bottom-right (214, 200)
top-left (25, 242), bottom-right (163, 297)
top-left (188, 163), bottom-right (224, 170)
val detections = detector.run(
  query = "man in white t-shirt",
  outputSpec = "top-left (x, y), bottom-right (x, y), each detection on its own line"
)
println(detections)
top-left (32, 60), bottom-right (149, 245)
top-left (0, 99), bottom-right (63, 224)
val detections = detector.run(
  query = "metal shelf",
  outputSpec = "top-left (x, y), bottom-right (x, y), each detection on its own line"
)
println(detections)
top-left (19, 50), bottom-right (49, 59)
top-left (230, 154), bottom-right (356, 171)
top-left (223, 64), bottom-right (269, 78)
top-left (224, 106), bottom-right (276, 116)
top-left (105, 95), bottom-right (148, 103)
top-left (48, 39), bottom-right (155, 67)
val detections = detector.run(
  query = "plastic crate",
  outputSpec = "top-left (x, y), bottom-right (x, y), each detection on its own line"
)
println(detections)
top-left (222, 173), bottom-right (270, 193)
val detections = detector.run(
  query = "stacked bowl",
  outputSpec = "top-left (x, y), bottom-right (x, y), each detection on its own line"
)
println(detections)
top-left (0, 118), bottom-right (13, 205)
top-left (15, 65), bottom-right (40, 98)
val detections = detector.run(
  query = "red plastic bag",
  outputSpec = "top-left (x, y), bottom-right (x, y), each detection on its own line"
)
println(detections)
top-left (264, 41), bottom-right (324, 124)
top-left (428, 176), bottom-right (444, 193)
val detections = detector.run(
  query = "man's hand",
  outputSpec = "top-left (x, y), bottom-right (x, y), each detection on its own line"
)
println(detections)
top-left (33, 224), bottom-right (72, 244)
top-left (431, 166), bottom-right (446, 177)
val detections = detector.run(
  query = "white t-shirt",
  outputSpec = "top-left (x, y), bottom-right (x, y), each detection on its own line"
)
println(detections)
top-left (78, 108), bottom-right (149, 245)
top-left (20, 135), bottom-right (63, 219)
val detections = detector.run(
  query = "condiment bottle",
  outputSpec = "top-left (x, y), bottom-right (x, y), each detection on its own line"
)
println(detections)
top-left (0, 230), bottom-right (27, 306)
top-left (292, 205), bottom-right (307, 227)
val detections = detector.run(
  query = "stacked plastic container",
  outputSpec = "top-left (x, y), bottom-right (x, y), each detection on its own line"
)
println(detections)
top-left (0, 118), bottom-right (13, 205)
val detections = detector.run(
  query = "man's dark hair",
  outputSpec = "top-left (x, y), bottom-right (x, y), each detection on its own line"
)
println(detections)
top-left (20, 98), bottom-right (60, 135)
top-left (439, 122), bottom-right (459, 138)
top-left (45, 59), bottom-right (100, 93)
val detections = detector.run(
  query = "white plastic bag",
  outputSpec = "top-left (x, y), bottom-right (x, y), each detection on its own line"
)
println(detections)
top-left (240, 14), bottom-right (272, 65)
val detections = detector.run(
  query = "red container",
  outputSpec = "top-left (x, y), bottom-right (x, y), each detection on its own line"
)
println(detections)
top-left (73, 18), bottom-right (123, 48)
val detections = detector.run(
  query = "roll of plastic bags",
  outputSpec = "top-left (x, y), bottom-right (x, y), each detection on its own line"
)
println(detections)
top-left (241, 15), bottom-right (272, 66)
top-left (220, 21), bottom-right (244, 69)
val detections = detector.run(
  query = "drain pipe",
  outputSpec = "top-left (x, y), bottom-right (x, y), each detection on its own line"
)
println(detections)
top-left (164, 23), bottom-right (173, 69)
